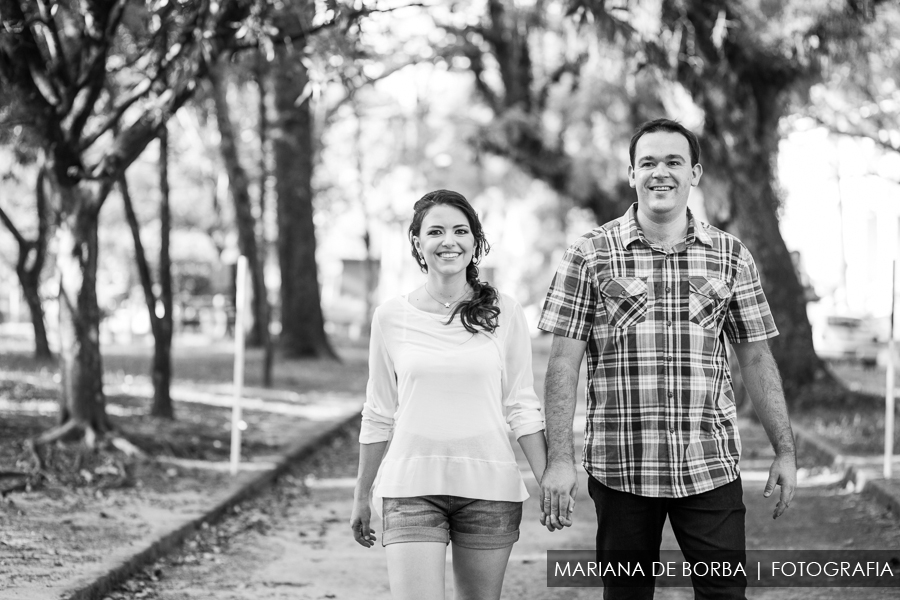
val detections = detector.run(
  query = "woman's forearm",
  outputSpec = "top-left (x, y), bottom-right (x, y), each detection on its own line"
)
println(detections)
top-left (517, 430), bottom-right (548, 485)
top-left (354, 441), bottom-right (388, 501)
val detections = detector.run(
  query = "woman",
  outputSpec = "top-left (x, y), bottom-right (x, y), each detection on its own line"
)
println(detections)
top-left (350, 189), bottom-right (548, 600)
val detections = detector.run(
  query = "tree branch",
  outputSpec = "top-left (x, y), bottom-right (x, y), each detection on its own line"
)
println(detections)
top-left (0, 201), bottom-right (28, 248)
top-left (34, 166), bottom-right (50, 269)
top-left (808, 113), bottom-right (900, 154)
top-left (118, 174), bottom-right (161, 340)
top-left (536, 53), bottom-right (588, 113)
top-left (33, 0), bottom-right (73, 91)
top-left (324, 58), bottom-right (421, 124)
top-left (78, 2), bottom-right (202, 151)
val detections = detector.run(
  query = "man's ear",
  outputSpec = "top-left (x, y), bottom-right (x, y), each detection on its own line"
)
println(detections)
top-left (691, 163), bottom-right (703, 186)
top-left (628, 165), bottom-right (636, 188)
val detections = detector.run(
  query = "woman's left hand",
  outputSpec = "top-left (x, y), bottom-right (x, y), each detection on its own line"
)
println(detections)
top-left (350, 497), bottom-right (377, 548)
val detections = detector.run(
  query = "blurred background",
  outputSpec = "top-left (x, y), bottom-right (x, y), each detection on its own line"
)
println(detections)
top-left (1, 0), bottom-right (898, 405)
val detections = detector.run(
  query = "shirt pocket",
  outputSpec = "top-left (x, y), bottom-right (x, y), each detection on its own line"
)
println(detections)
top-left (599, 277), bottom-right (649, 329)
top-left (688, 276), bottom-right (731, 330)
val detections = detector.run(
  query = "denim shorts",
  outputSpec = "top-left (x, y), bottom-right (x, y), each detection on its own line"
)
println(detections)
top-left (382, 495), bottom-right (522, 549)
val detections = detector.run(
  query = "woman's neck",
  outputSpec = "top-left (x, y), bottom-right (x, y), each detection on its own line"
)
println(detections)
top-left (426, 272), bottom-right (469, 300)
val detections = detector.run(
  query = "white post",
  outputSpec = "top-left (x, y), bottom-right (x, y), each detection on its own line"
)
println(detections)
top-left (230, 256), bottom-right (248, 476)
top-left (886, 260), bottom-right (896, 479)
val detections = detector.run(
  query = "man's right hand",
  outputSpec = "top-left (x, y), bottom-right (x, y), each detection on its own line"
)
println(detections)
top-left (540, 461), bottom-right (578, 531)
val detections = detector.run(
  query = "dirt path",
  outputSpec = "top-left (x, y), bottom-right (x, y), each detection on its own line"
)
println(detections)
top-left (102, 415), bottom-right (900, 600)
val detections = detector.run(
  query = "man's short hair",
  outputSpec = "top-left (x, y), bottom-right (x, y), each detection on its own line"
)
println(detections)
top-left (629, 118), bottom-right (701, 167)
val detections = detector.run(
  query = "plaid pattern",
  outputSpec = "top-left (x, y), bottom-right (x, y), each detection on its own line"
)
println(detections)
top-left (539, 204), bottom-right (778, 498)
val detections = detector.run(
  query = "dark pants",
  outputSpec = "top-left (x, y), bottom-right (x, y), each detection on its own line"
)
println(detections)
top-left (587, 475), bottom-right (747, 600)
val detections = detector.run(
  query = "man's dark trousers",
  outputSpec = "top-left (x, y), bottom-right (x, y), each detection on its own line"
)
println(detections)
top-left (588, 475), bottom-right (747, 600)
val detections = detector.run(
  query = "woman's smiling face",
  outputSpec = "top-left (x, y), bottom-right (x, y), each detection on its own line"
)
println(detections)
top-left (413, 204), bottom-right (475, 277)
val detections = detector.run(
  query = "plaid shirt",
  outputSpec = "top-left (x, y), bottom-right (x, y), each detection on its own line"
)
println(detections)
top-left (538, 204), bottom-right (778, 498)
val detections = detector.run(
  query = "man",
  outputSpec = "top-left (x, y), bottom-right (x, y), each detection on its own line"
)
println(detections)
top-left (537, 118), bottom-right (796, 599)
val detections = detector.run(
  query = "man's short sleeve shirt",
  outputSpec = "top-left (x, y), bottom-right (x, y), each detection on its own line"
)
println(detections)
top-left (538, 204), bottom-right (778, 498)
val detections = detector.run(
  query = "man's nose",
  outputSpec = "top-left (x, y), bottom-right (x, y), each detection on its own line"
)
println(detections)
top-left (651, 162), bottom-right (668, 177)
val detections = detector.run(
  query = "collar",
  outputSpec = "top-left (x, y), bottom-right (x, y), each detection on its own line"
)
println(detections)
top-left (619, 203), bottom-right (713, 249)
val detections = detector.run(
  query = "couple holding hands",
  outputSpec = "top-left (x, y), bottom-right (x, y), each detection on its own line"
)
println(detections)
top-left (350, 119), bottom-right (797, 600)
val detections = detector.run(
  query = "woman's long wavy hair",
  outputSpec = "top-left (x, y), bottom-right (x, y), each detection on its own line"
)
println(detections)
top-left (408, 189), bottom-right (500, 334)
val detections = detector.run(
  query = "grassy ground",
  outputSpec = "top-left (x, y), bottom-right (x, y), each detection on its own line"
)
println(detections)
top-left (0, 335), bottom-right (370, 488)
top-left (792, 362), bottom-right (900, 456)
top-left (0, 335), bottom-right (370, 394)
top-left (2, 336), bottom-right (895, 464)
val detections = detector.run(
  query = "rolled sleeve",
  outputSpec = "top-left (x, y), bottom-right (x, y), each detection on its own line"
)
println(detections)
top-left (359, 310), bottom-right (398, 444)
top-left (538, 246), bottom-right (596, 341)
top-left (724, 247), bottom-right (779, 343)
top-left (501, 300), bottom-right (545, 439)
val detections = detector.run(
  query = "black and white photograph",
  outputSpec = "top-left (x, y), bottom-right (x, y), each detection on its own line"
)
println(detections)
top-left (1, 1), bottom-right (899, 599)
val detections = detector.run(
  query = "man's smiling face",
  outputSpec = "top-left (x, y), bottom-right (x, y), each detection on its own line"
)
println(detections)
top-left (628, 131), bottom-right (702, 220)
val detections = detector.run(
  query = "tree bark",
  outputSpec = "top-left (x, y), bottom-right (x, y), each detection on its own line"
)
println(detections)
top-left (0, 168), bottom-right (52, 360)
top-left (121, 133), bottom-right (175, 419)
top-left (273, 41), bottom-right (336, 359)
top-left (256, 50), bottom-right (274, 387)
top-left (51, 175), bottom-right (110, 439)
top-left (152, 126), bottom-right (174, 418)
top-left (208, 58), bottom-right (271, 352)
top-left (20, 264), bottom-right (52, 360)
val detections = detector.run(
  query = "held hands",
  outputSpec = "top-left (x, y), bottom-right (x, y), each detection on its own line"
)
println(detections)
top-left (350, 496), bottom-right (377, 548)
top-left (539, 461), bottom-right (578, 531)
top-left (765, 452), bottom-right (797, 519)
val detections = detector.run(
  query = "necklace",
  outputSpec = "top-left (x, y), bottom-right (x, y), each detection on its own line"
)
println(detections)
top-left (424, 283), bottom-right (469, 309)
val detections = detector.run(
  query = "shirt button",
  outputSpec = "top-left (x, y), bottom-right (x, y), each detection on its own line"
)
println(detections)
top-left (665, 286), bottom-right (671, 293)
top-left (667, 391), bottom-right (674, 398)
top-left (666, 320), bottom-right (672, 327)
top-left (669, 427), bottom-right (676, 434)
top-left (666, 355), bottom-right (673, 362)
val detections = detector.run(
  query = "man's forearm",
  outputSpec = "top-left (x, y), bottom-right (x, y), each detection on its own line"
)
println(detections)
top-left (739, 344), bottom-right (795, 457)
top-left (544, 357), bottom-right (580, 464)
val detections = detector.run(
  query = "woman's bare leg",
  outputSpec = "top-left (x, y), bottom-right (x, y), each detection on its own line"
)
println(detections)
top-left (450, 543), bottom-right (514, 600)
top-left (386, 541), bottom-right (447, 600)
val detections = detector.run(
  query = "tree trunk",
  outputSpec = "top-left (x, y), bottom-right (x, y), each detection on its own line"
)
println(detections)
top-left (256, 50), bottom-right (274, 387)
top-left (0, 169), bottom-right (53, 360)
top-left (153, 127), bottom-right (174, 418)
top-left (53, 181), bottom-right (110, 439)
top-left (707, 129), bottom-right (821, 397)
top-left (208, 59), bottom-right (271, 352)
top-left (273, 43), bottom-right (336, 359)
top-left (666, 0), bottom-right (828, 401)
top-left (20, 271), bottom-right (51, 360)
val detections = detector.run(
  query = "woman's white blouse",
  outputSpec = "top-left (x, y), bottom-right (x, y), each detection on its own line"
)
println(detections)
top-left (359, 292), bottom-right (545, 511)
